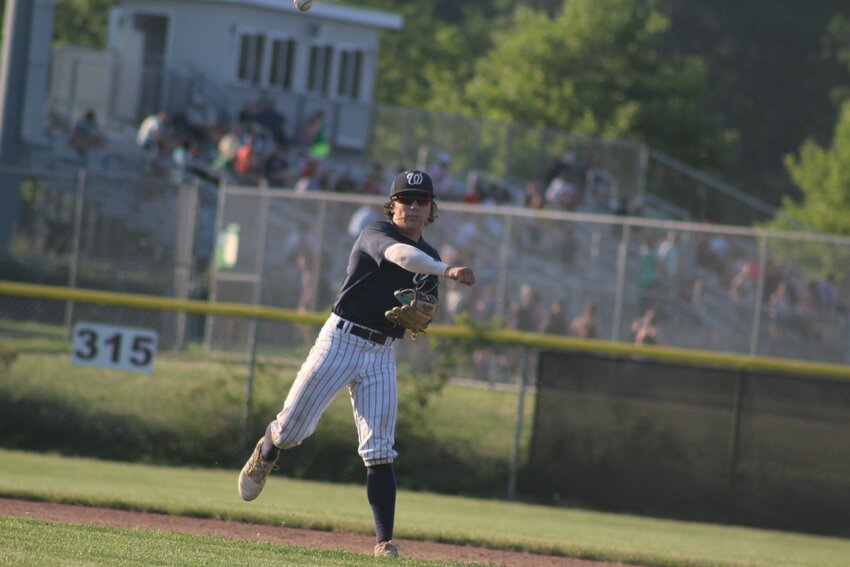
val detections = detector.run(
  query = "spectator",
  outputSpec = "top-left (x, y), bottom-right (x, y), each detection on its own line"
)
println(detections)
top-left (293, 159), bottom-right (322, 193)
top-left (728, 260), bottom-right (754, 301)
top-left (256, 97), bottom-right (288, 148)
top-left (768, 279), bottom-right (792, 339)
top-left (183, 95), bottom-right (211, 146)
top-left (637, 238), bottom-right (661, 310)
top-left (348, 205), bottom-right (380, 238)
top-left (544, 151), bottom-right (576, 188)
top-left (359, 162), bottom-right (385, 195)
top-left (510, 283), bottom-right (543, 332)
top-left (213, 126), bottom-right (242, 172)
top-left (544, 168), bottom-right (577, 210)
top-left (706, 232), bottom-right (730, 276)
top-left (817, 273), bottom-right (838, 313)
top-left (295, 109), bottom-right (329, 158)
top-left (136, 110), bottom-right (169, 155)
top-left (68, 109), bottom-right (105, 157)
top-left (570, 301), bottom-right (601, 338)
top-left (461, 178), bottom-right (484, 204)
top-left (631, 308), bottom-right (660, 345)
top-left (541, 298), bottom-right (569, 335)
top-left (656, 231), bottom-right (680, 289)
top-left (264, 145), bottom-right (291, 188)
top-left (431, 152), bottom-right (455, 200)
top-left (234, 133), bottom-right (263, 183)
top-left (584, 158), bottom-right (617, 211)
top-left (316, 168), bottom-right (334, 191)
top-left (471, 285), bottom-right (499, 322)
top-left (333, 169), bottom-right (358, 193)
top-left (171, 137), bottom-right (194, 170)
top-left (524, 179), bottom-right (545, 209)
top-left (795, 283), bottom-right (821, 338)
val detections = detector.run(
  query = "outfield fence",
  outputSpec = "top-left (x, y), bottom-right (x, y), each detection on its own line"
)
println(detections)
top-left (529, 350), bottom-right (850, 537)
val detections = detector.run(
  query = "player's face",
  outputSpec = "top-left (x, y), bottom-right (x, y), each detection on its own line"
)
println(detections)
top-left (391, 194), bottom-right (432, 235)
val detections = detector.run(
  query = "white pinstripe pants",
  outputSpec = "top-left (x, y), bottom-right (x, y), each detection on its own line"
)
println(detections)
top-left (269, 314), bottom-right (399, 466)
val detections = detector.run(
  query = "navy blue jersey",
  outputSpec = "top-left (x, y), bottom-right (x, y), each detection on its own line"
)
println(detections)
top-left (333, 220), bottom-right (441, 338)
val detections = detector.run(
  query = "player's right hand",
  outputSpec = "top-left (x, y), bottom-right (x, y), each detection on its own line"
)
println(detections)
top-left (446, 266), bottom-right (475, 286)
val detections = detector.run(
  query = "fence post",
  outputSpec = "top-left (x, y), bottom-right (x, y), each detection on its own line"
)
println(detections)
top-left (507, 346), bottom-right (531, 501)
top-left (749, 235), bottom-right (768, 355)
top-left (64, 167), bottom-right (86, 337)
top-left (240, 192), bottom-right (271, 446)
top-left (204, 179), bottom-right (228, 352)
top-left (309, 199), bottom-right (327, 311)
top-left (173, 182), bottom-right (199, 350)
top-left (727, 371), bottom-right (747, 488)
top-left (611, 223), bottom-right (631, 342)
top-left (490, 214), bottom-right (514, 382)
top-left (240, 316), bottom-right (260, 448)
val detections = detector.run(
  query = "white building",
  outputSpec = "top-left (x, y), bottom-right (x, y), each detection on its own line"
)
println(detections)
top-left (52, 0), bottom-right (402, 150)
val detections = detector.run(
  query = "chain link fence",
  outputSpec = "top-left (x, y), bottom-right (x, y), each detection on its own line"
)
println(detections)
top-left (3, 161), bottom-right (850, 367)
top-left (208, 185), bottom-right (850, 368)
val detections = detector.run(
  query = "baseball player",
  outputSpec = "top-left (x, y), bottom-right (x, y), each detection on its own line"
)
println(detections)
top-left (238, 170), bottom-right (476, 558)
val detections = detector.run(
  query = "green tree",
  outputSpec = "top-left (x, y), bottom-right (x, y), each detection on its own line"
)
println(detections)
top-left (361, 0), bottom-right (561, 107)
top-left (777, 100), bottom-right (850, 236)
top-left (454, 0), bottom-right (733, 170)
top-left (53, 0), bottom-right (118, 48)
top-left (772, 14), bottom-right (850, 236)
top-left (1, 0), bottom-right (117, 47)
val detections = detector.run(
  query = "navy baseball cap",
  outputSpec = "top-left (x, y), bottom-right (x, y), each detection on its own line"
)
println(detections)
top-left (391, 170), bottom-right (434, 198)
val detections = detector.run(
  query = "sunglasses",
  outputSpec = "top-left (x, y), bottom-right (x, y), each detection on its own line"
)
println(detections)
top-left (393, 195), bottom-right (433, 206)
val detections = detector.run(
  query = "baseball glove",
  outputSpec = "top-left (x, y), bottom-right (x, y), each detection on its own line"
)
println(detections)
top-left (384, 288), bottom-right (437, 339)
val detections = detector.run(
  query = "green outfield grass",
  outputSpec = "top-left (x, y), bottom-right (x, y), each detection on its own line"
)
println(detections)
top-left (1, 449), bottom-right (849, 567)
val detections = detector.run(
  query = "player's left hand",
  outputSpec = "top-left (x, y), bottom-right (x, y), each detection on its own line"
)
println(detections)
top-left (446, 266), bottom-right (475, 286)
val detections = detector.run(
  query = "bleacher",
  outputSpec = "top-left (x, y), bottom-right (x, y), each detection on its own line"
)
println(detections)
top-left (9, 95), bottom-right (849, 365)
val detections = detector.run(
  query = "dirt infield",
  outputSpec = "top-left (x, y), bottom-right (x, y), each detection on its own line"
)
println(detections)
top-left (0, 498), bottom-right (639, 567)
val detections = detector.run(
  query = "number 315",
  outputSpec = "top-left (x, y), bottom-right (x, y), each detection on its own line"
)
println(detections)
top-left (74, 329), bottom-right (154, 366)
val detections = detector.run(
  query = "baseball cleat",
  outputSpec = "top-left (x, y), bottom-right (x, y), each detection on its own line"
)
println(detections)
top-left (374, 540), bottom-right (399, 557)
top-left (238, 437), bottom-right (278, 501)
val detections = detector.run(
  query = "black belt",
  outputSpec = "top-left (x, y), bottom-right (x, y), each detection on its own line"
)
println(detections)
top-left (336, 319), bottom-right (389, 345)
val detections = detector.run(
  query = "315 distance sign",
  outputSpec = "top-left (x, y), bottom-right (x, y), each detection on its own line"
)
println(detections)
top-left (71, 322), bottom-right (158, 373)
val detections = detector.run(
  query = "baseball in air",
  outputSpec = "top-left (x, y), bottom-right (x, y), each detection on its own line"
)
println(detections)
top-left (294, 0), bottom-right (313, 11)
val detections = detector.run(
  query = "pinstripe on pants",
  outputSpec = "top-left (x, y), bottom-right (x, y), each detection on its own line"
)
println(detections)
top-left (269, 314), bottom-right (399, 465)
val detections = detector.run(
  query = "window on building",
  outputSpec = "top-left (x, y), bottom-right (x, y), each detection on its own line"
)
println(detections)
top-left (238, 32), bottom-right (266, 85)
top-left (269, 38), bottom-right (296, 90)
top-left (307, 45), bottom-right (333, 95)
top-left (337, 49), bottom-right (363, 100)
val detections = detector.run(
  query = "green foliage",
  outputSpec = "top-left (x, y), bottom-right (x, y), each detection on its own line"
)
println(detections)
top-left (775, 100), bottom-right (850, 237)
top-left (453, 0), bottom-right (731, 170)
top-left (776, 14), bottom-right (850, 241)
top-left (53, 0), bottom-right (119, 48)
